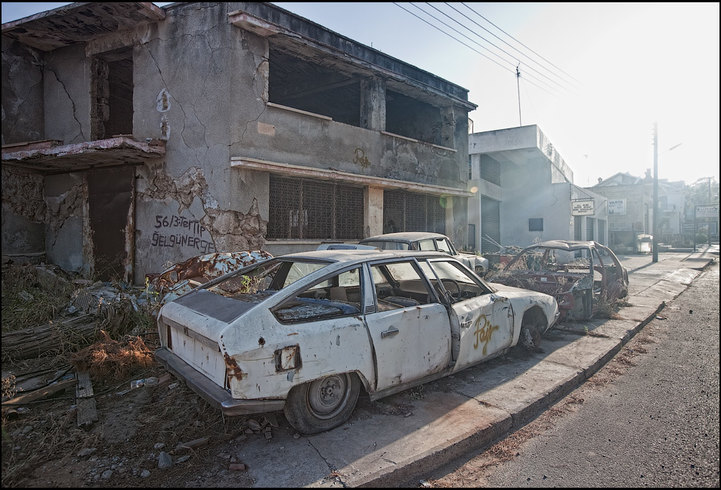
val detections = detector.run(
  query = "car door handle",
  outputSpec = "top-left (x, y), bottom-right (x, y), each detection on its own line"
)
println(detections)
top-left (381, 326), bottom-right (399, 338)
top-left (461, 320), bottom-right (472, 329)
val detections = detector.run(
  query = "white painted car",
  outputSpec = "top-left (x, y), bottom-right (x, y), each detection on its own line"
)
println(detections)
top-left (155, 249), bottom-right (559, 434)
top-left (358, 232), bottom-right (491, 276)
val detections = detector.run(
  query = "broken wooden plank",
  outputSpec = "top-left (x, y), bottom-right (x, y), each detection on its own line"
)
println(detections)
top-left (1, 314), bottom-right (98, 360)
top-left (175, 436), bottom-right (210, 452)
top-left (1, 378), bottom-right (76, 406)
top-left (75, 370), bottom-right (98, 427)
top-left (75, 370), bottom-right (95, 398)
top-left (76, 397), bottom-right (98, 427)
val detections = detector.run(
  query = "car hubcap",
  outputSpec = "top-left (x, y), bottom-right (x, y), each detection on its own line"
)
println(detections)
top-left (308, 374), bottom-right (349, 419)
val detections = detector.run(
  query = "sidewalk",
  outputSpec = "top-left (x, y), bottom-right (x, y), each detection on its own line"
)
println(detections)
top-left (235, 247), bottom-right (717, 488)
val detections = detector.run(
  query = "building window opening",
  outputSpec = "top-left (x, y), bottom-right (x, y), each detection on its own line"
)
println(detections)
top-left (267, 175), bottom-right (363, 239)
top-left (91, 47), bottom-right (133, 140)
top-left (383, 189), bottom-right (445, 234)
top-left (268, 46), bottom-right (360, 126)
top-left (529, 218), bottom-right (544, 232)
top-left (385, 89), bottom-right (443, 146)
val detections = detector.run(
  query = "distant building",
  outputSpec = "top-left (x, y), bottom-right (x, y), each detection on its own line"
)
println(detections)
top-left (2, 2), bottom-right (476, 283)
top-left (468, 125), bottom-right (608, 252)
top-left (589, 171), bottom-right (685, 252)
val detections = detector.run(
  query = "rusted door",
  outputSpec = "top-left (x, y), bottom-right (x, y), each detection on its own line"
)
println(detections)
top-left (87, 167), bottom-right (133, 281)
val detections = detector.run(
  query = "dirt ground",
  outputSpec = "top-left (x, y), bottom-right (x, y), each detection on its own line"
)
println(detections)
top-left (0, 257), bottom-right (632, 488)
top-left (0, 261), bottom-right (277, 488)
top-left (1, 345), bottom-right (297, 487)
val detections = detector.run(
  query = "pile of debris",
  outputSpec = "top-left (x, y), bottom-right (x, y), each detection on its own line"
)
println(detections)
top-left (2, 250), bottom-right (273, 410)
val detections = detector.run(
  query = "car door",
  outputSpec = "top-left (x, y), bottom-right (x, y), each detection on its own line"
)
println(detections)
top-left (363, 259), bottom-right (452, 392)
top-left (422, 259), bottom-right (515, 373)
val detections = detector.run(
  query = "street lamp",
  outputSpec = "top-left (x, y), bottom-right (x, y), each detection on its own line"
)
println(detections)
top-left (652, 122), bottom-right (682, 263)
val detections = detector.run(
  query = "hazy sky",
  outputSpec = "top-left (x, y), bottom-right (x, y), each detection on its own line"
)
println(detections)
top-left (3, 2), bottom-right (719, 187)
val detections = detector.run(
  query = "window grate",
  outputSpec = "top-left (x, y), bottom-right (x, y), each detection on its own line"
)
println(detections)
top-left (268, 175), bottom-right (363, 239)
top-left (383, 189), bottom-right (445, 234)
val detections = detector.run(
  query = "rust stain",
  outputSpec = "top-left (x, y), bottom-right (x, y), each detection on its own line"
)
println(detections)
top-left (224, 352), bottom-right (246, 381)
top-left (145, 250), bottom-right (273, 293)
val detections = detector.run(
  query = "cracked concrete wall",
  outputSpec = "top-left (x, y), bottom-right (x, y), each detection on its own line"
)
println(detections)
top-left (1, 37), bottom-right (44, 144)
top-left (132, 2), bottom-right (269, 283)
top-left (1, 167), bottom-right (46, 255)
top-left (3, 2), bottom-right (472, 284)
top-left (43, 45), bottom-right (91, 144)
top-left (44, 173), bottom-right (89, 274)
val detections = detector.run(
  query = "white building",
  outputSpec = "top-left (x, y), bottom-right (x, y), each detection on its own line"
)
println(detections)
top-left (468, 125), bottom-right (608, 252)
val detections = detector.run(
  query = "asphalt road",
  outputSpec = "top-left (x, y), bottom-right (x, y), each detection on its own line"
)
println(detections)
top-left (426, 259), bottom-right (719, 487)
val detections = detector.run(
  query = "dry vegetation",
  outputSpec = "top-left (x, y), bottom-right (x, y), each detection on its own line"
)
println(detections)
top-left (1, 260), bottom-right (163, 486)
top-left (1, 260), bottom-right (266, 488)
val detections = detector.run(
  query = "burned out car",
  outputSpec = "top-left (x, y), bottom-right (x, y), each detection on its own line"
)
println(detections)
top-left (359, 232), bottom-right (491, 276)
top-left (488, 240), bottom-right (629, 322)
top-left (155, 250), bottom-right (559, 434)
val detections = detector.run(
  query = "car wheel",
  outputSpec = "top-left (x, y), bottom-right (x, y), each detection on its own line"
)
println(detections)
top-left (284, 373), bottom-right (360, 434)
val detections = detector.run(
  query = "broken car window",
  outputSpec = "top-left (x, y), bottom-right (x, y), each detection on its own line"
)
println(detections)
top-left (273, 267), bottom-right (362, 323)
top-left (370, 261), bottom-right (434, 310)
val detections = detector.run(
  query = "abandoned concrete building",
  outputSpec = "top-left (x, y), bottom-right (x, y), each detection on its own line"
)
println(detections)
top-left (468, 125), bottom-right (609, 252)
top-left (2, 2), bottom-right (477, 284)
top-left (590, 171), bottom-right (686, 253)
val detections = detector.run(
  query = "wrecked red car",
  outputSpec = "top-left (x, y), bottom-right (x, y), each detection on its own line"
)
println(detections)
top-left (487, 240), bottom-right (628, 321)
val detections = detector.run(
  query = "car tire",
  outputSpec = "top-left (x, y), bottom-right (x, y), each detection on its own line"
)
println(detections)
top-left (283, 373), bottom-right (360, 434)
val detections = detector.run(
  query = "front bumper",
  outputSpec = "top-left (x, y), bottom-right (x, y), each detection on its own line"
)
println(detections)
top-left (155, 347), bottom-right (285, 416)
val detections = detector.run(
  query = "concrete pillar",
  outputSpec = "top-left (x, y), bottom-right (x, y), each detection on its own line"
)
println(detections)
top-left (360, 77), bottom-right (385, 131)
top-left (445, 196), bottom-right (455, 242)
top-left (365, 186), bottom-right (384, 237)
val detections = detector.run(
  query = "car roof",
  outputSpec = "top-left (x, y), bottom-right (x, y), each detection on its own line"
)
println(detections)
top-left (276, 249), bottom-right (452, 263)
top-left (521, 240), bottom-right (601, 251)
top-left (360, 231), bottom-right (448, 242)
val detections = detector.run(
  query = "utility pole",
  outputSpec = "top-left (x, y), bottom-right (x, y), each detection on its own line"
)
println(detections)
top-left (652, 122), bottom-right (659, 263)
top-left (516, 64), bottom-right (522, 126)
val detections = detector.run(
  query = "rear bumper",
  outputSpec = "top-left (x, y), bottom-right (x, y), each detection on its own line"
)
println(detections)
top-left (155, 347), bottom-right (285, 416)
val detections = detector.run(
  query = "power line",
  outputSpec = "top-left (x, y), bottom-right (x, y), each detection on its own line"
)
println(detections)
top-left (411, 4), bottom-right (515, 69)
top-left (461, 2), bottom-right (582, 87)
top-left (428, 2), bottom-right (572, 93)
top-left (446, 2), bottom-right (579, 92)
top-left (395, 3), bottom-right (562, 97)
top-left (412, 3), bottom-right (562, 93)
top-left (392, 4), bottom-right (516, 76)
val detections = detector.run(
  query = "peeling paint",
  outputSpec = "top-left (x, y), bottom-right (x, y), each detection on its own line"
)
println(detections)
top-left (156, 88), bottom-right (171, 112)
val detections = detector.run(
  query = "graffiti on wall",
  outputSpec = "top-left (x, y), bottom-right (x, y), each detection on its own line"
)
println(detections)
top-left (151, 214), bottom-right (216, 253)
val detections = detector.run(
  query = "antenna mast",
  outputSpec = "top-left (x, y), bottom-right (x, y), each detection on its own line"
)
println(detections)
top-left (516, 64), bottom-right (522, 126)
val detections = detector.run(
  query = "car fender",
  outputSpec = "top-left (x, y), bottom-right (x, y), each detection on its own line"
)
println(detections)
top-left (221, 311), bottom-right (376, 400)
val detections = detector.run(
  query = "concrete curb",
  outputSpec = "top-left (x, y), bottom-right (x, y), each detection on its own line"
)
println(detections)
top-left (356, 257), bottom-right (710, 488)
top-left (232, 250), bottom-right (716, 488)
